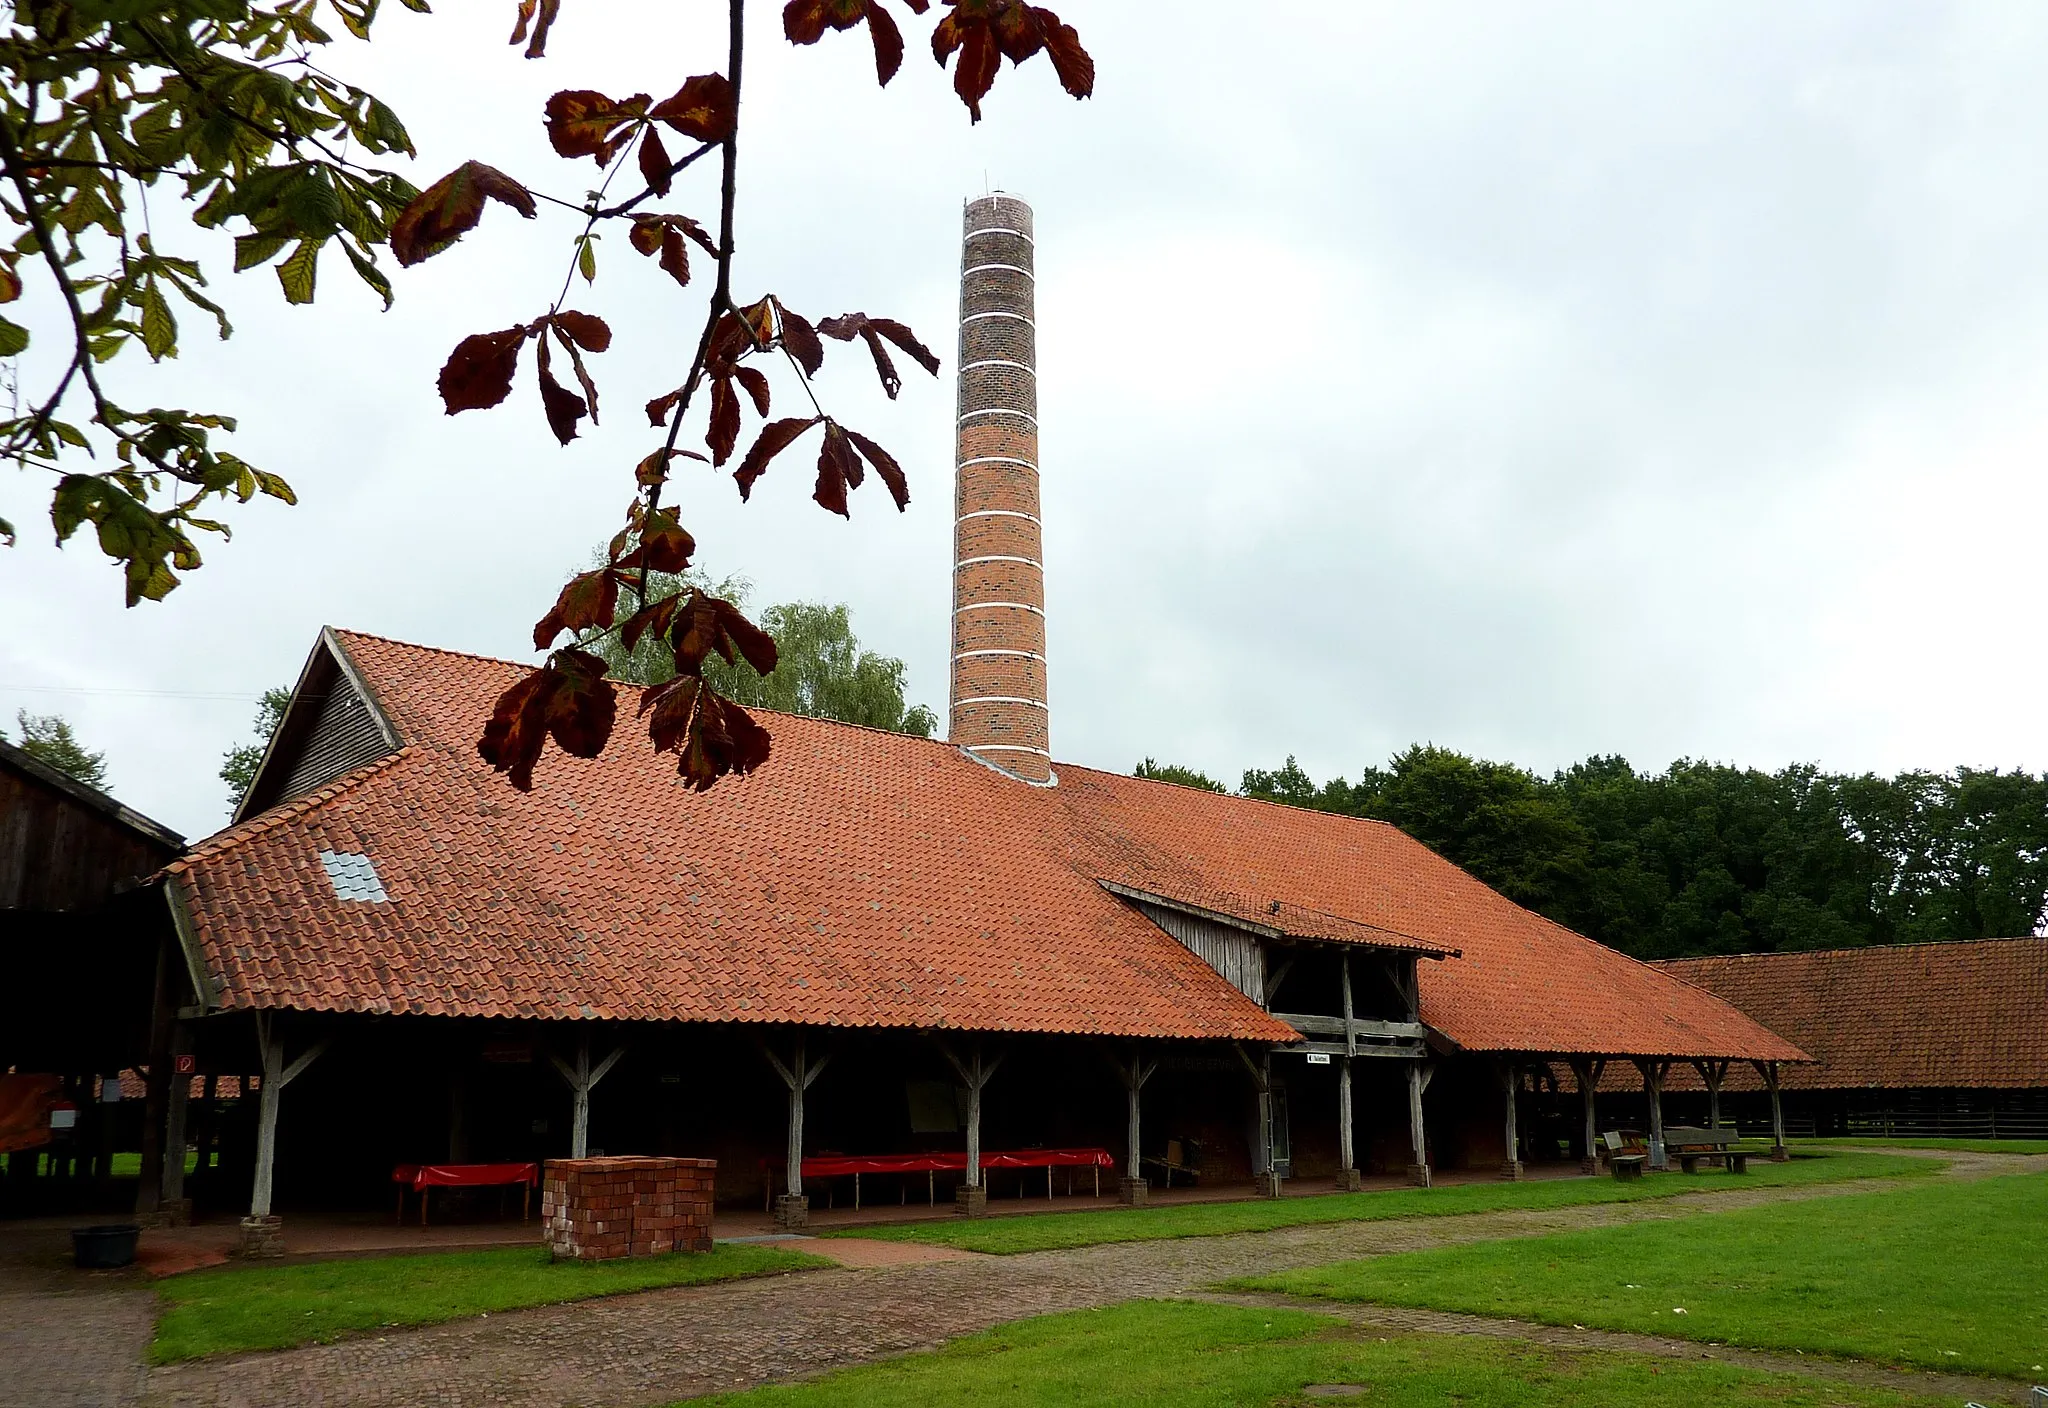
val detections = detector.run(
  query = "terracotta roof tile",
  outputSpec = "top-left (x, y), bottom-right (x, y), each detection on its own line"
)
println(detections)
top-left (1656, 939), bottom-right (2048, 1090)
top-left (167, 630), bottom-right (1803, 1060)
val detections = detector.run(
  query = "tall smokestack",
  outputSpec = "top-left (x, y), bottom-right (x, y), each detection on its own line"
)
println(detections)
top-left (950, 192), bottom-right (1052, 784)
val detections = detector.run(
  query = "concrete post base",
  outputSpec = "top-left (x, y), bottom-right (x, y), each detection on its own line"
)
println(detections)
top-left (236, 1214), bottom-right (285, 1258)
top-left (1252, 1172), bottom-right (1283, 1199)
top-left (1405, 1162), bottom-right (1432, 1188)
top-left (772, 1194), bottom-right (809, 1230)
top-left (954, 1184), bottom-right (988, 1217)
top-left (1334, 1168), bottom-right (1363, 1192)
top-left (1117, 1177), bottom-right (1148, 1206)
top-left (1500, 1159), bottom-right (1524, 1181)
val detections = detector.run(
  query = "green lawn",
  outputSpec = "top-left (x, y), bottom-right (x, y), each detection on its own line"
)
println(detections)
top-left (152, 1243), bottom-right (829, 1363)
top-left (1245, 1172), bottom-right (2048, 1381)
top-left (1791, 1136), bottom-right (2048, 1155)
top-left (690, 1299), bottom-right (1952, 1408)
top-left (828, 1152), bottom-right (1934, 1255)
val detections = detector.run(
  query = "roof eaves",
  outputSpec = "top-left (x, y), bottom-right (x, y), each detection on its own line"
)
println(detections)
top-left (166, 748), bottom-right (412, 877)
top-left (0, 737), bottom-right (185, 852)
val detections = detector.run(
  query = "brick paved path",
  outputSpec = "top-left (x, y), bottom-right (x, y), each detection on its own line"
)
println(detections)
top-left (10, 1149), bottom-right (2041, 1408)
top-left (0, 1227), bottom-right (154, 1408)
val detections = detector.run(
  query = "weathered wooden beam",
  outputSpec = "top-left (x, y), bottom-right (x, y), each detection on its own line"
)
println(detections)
top-left (1278, 1039), bottom-right (1426, 1059)
top-left (1499, 1060), bottom-right (1522, 1179)
top-left (1261, 957), bottom-right (1296, 1009)
top-left (1634, 1058), bottom-right (1671, 1168)
top-left (1273, 1013), bottom-right (1427, 1041)
top-left (1405, 1059), bottom-right (1432, 1185)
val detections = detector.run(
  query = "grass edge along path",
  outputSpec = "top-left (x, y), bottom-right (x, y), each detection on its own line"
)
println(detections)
top-left (1791, 1135), bottom-right (2048, 1155)
top-left (688, 1299), bottom-right (1956, 1408)
top-left (825, 1151), bottom-right (1935, 1255)
top-left (1241, 1171), bottom-right (2048, 1382)
top-left (151, 1242), bottom-right (830, 1364)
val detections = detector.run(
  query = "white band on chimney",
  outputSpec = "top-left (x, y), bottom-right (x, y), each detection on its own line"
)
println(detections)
top-left (957, 555), bottom-right (1043, 569)
top-left (953, 602), bottom-right (1045, 616)
top-left (958, 509), bottom-right (1042, 524)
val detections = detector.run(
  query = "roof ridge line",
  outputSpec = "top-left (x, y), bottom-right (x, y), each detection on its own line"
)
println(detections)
top-left (1061, 761), bottom-right (1406, 833)
top-left (165, 748), bottom-right (414, 873)
top-left (1656, 934), bottom-right (2048, 963)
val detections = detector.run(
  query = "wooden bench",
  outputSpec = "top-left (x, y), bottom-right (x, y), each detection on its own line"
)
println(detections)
top-left (1610, 1154), bottom-right (1647, 1180)
top-left (1140, 1137), bottom-right (1202, 1188)
top-left (1664, 1126), bottom-right (1749, 1175)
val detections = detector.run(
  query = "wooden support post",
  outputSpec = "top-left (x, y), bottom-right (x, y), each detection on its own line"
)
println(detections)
top-left (246, 1013), bottom-right (330, 1245)
top-left (1635, 1059), bottom-right (1669, 1169)
top-left (1499, 1060), bottom-right (1523, 1180)
top-left (160, 1021), bottom-right (192, 1215)
top-left (1572, 1058), bottom-right (1605, 1175)
top-left (1405, 1060), bottom-right (1433, 1186)
top-left (1693, 1059), bottom-right (1730, 1135)
top-left (938, 1038), bottom-right (1001, 1214)
top-left (756, 1033), bottom-right (829, 1225)
top-left (549, 1035), bottom-right (626, 1161)
top-left (1335, 956), bottom-right (1360, 1190)
top-left (1233, 1044), bottom-right (1281, 1198)
top-left (1754, 1059), bottom-right (1788, 1160)
top-left (1115, 1046), bottom-right (1156, 1205)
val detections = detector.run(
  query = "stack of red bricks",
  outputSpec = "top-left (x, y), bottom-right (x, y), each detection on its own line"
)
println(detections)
top-left (541, 1156), bottom-right (715, 1261)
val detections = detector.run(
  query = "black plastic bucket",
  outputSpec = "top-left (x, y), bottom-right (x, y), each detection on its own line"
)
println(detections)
top-left (71, 1224), bottom-right (140, 1269)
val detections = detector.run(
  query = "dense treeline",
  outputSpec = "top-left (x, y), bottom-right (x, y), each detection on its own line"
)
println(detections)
top-left (1155, 748), bottom-right (2048, 960)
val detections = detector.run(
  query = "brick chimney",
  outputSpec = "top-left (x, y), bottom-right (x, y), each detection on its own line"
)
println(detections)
top-left (950, 192), bottom-right (1052, 784)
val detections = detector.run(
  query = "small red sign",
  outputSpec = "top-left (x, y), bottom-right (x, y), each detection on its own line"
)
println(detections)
top-left (175, 1054), bottom-right (196, 1075)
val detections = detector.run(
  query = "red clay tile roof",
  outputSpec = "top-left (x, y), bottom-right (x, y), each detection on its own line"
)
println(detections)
top-left (166, 630), bottom-right (1803, 1060)
top-left (1656, 940), bottom-right (2048, 1090)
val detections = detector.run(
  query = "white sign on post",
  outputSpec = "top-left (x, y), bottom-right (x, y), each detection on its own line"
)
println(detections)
top-left (1305, 1052), bottom-right (1332, 1066)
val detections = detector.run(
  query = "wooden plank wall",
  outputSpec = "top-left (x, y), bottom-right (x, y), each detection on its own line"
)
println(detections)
top-left (0, 766), bottom-right (178, 911)
top-left (276, 681), bottom-right (391, 801)
top-left (1136, 899), bottom-right (1266, 1003)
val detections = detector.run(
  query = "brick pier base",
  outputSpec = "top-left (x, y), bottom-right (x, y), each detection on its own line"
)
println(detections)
top-left (235, 1215), bottom-right (285, 1258)
top-left (1406, 1162), bottom-right (1432, 1188)
top-left (543, 1157), bottom-right (714, 1261)
top-left (954, 1184), bottom-right (988, 1217)
top-left (773, 1194), bottom-right (809, 1230)
top-left (1117, 1177), bottom-right (1148, 1206)
top-left (1500, 1160), bottom-right (1524, 1181)
top-left (1334, 1168), bottom-right (1364, 1192)
top-left (1252, 1173), bottom-right (1283, 1199)
top-left (1580, 1157), bottom-right (1602, 1176)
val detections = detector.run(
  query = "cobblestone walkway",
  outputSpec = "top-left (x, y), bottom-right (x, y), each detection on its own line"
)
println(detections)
top-left (11, 1150), bottom-right (2039, 1408)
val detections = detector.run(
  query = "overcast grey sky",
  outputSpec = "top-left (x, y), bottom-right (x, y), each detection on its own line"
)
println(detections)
top-left (6, 1), bottom-right (2046, 839)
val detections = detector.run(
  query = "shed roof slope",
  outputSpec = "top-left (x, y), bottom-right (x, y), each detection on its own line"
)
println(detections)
top-left (1048, 768), bottom-right (1808, 1062)
top-left (1657, 938), bottom-right (2048, 1090)
top-left (169, 631), bottom-right (1293, 1042)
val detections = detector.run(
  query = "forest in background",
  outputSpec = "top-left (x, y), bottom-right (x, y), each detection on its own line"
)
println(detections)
top-left (1140, 748), bottom-right (2048, 961)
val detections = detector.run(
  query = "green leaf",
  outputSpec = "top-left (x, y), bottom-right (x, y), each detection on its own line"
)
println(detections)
top-left (139, 277), bottom-right (177, 360)
top-left (340, 239), bottom-right (393, 309)
top-left (0, 514), bottom-right (13, 546)
top-left (276, 240), bottom-right (319, 304)
top-left (234, 233), bottom-right (290, 271)
top-left (578, 236), bottom-right (597, 283)
top-left (0, 318), bottom-right (28, 357)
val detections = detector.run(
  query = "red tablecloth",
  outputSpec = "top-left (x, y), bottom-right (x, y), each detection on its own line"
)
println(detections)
top-left (801, 1148), bottom-right (1111, 1179)
top-left (391, 1162), bottom-right (538, 1189)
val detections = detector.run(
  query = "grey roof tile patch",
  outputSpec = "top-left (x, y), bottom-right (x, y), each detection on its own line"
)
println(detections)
top-left (319, 849), bottom-right (389, 903)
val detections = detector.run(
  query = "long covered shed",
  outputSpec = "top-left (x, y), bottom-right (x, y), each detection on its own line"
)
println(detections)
top-left (148, 628), bottom-right (1807, 1237)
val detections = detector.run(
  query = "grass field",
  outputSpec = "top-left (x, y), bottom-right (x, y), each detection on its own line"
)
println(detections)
top-left (825, 1152), bottom-right (1934, 1255)
top-left (151, 1243), bottom-right (829, 1363)
top-left (1791, 1136), bottom-right (2048, 1155)
top-left (691, 1299), bottom-right (1953, 1407)
top-left (1244, 1171), bottom-right (2048, 1380)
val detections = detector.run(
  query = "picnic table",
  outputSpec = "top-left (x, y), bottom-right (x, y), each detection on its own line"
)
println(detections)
top-left (1662, 1126), bottom-right (1750, 1175)
top-left (796, 1147), bottom-right (1114, 1210)
top-left (392, 1162), bottom-right (539, 1225)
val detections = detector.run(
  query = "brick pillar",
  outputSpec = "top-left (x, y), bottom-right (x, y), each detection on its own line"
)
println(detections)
top-left (543, 1157), bottom-right (715, 1261)
top-left (951, 192), bottom-right (1051, 785)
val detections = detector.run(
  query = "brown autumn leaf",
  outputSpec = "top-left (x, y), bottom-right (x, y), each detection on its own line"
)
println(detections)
top-left (550, 310), bottom-right (612, 352)
top-left (391, 162), bottom-right (537, 266)
top-left (508, 0), bottom-right (560, 57)
top-left (784, 0), bottom-right (907, 85)
top-left (817, 312), bottom-right (940, 399)
top-left (639, 675), bottom-right (773, 790)
top-left (638, 126), bottom-right (673, 196)
top-left (549, 324), bottom-right (602, 424)
top-left (706, 374), bottom-right (742, 465)
top-left (438, 325), bottom-right (533, 414)
top-left (0, 258), bottom-right (20, 303)
top-left (633, 446), bottom-right (705, 487)
top-left (645, 384), bottom-right (686, 428)
top-left (733, 365), bottom-right (771, 417)
top-left (931, 1), bottom-right (1092, 121)
top-left (545, 90), bottom-right (652, 164)
top-left (617, 595), bottom-right (677, 652)
top-left (733, 415), bottom-right (822, 501)
top-left (535, 335), bottom-right (588, 445)
top-left (631, 217), bottom-right (709, 288)
top-left (669, 590), bottom-right (780, 675)
top-left (648, 74), bottom-right (737, 143)
top-left (773, 298), bottom-right (824, 377)
top-left (813, 419), bottom-right (866, 516)
top-left (533, 568), bottom-right (621, 649)
top-left (614, 507), bottom-right (697, 575)
top-left (844, 426), bottom-right (910, 509)
top-left (476, 649), bottom-right (614, 790)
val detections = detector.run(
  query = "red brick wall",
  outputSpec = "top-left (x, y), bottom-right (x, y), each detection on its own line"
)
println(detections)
top-left (541, 1156), bottom-right (715, 1261)
top-left (951, 193), bottom-right (1051, 784)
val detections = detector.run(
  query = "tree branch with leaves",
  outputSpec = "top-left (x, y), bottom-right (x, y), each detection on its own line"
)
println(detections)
top-left (396, 0), bottom-right (1090, 794)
